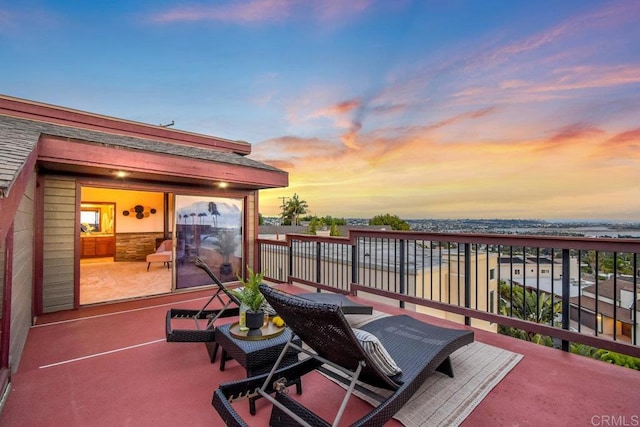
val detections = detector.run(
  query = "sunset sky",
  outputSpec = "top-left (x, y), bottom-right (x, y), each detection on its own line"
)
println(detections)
top-left (2, 1), bottom-right (639, 220)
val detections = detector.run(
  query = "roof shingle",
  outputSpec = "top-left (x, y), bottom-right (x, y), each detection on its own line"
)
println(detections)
top-left (0, 114), bottom-right (284, 193)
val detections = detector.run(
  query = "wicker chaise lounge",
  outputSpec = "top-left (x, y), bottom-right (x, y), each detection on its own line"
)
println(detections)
top-left (165, 257), bottom-right (240, 343)
top-left (212, 284), bottom-right (474, 427)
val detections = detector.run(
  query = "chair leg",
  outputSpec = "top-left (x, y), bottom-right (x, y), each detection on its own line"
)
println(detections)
top-left (147, 262), bottom-right (151, 271)
top-left (206, 341), bottom-right (219, 363)
top-left (436, 356), bottom-right (454, 378)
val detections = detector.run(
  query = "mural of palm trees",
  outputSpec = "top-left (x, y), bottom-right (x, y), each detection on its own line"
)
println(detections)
top-left (208, 202), bottom-right (220, 228)
top-left (198, 212), bottom-right (207, 225)
top-left (213, 228), bottom-right (239, 275)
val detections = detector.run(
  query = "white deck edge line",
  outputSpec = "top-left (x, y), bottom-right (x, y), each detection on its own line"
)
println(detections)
top-left (39, 338), bottom-right (166, 369)
top-left (32, 296), bottom-right (211, 327)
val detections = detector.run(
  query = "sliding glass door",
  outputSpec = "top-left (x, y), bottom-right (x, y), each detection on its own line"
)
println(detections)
top-left (174, 195), bottom-right (243, 289)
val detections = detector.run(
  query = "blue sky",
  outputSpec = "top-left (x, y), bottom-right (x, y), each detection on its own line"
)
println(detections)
top-left (2, 1), bottom-right (639, 220)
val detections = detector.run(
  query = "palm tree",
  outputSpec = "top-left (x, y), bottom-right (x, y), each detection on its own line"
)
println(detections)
top-left (198, 212), bottom-right (207, 225)
top-left (498, 280), bottom-right (560, 345)
top-left (284, 193), bottom-right (308, 226)
top-left (208, 202), bottom-right (220, 228)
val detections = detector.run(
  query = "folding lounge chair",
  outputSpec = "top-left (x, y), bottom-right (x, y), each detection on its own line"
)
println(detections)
top-left (165, 257), bottom-right (240, 343)
top-left (212, 284), bottom-right (474, 427)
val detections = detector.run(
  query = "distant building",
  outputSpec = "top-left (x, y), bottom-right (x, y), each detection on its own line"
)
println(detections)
top-left (498, 256), bottom-right (579, 282)
top-left (258, 233), bottom-right (499, 333)
top-left (497, 255), bottom-right (582, 298)
top-left (422, 250), bottom-right (499, 333)
top-left (569, 277), bottom-right (639, 344)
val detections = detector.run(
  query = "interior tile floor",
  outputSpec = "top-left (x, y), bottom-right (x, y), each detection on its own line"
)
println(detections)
top-left (80, 258), bottom-right (172, 305)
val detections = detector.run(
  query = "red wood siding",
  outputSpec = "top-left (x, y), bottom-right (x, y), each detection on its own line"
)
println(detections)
top-left (38, 136), bottom-right (287, 189)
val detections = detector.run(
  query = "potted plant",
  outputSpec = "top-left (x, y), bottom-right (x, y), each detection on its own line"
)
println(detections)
top-left (212, 228), bottom-right (239, 275)
top-left (230, 266), bottom-right (266, 330)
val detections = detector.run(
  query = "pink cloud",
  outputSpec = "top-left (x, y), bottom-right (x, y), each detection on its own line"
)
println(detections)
top-left (549, 123), bottom-right (604, 144)
top-left (595, 129), bottom-right (640, 161)
top-left (609, 128), bottom-right (640, 145)
top-left (252, 135), bottom-right (344, 159)
top-left (500, 80), bottom-right (528, 90)
top-left (490, 2), bottom-right (639, 64)
top-left (150, 0), bottom-right (296, 24)
top-left (312, 99), bottom-right (362, 118)
top-left (312, 0), bottom-right (373, 22)
top-left (340, 122), bottom-right (362, 150)
top-left (534, 65), bottom-right (640, 93)
top-left (413, 107), bottom-right (497, 133)
top-left (149, 0), bottom-right (375, 24)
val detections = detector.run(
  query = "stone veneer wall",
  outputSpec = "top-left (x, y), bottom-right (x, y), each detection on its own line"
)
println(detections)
top-left (115, 232), bottom-right (167, 262)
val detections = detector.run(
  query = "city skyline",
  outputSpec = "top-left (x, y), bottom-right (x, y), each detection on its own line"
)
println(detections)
top-left (2, 1), bottom-right (639, 220)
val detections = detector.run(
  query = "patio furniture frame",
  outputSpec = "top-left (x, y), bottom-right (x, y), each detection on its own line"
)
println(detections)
top-left (214, 323), bottom-right (303, 415)
top-left (165, 257), bottom-right (240, 343)
top-left (212, 284), bottom-right (474, 427)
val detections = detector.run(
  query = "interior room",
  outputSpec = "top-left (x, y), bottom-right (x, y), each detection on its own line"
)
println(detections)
top-left (79, 187), bottom-right (172, 305)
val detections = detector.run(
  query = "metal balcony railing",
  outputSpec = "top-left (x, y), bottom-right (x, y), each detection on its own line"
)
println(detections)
top-left (258, 229), bottom-right (640, 359)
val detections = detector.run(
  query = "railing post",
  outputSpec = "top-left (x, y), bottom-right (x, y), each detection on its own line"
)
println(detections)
top-left (399, 239), bottom-right (405, 309)
top-left (256, 240), bottom-right (262, 273)
top-left (351, 242), bottom-right (358, 293)
top-left (464, 243), bottom-right (471, 326)
top-left (287, 240), bottom-right (293, 283)
top-left (316, 241), bottom-right (322, 285)
top-left (561, 249), bottom-right (571, 352)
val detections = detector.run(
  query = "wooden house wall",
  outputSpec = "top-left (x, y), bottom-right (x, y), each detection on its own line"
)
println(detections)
top-left (245, 192), bottom-right (257, 270)
top-left (42, 176), bottom-right (76, 313)
top-left (8, 174), bottom-right (35, 372)
top-left (36, 177), bottom-right (260, 313)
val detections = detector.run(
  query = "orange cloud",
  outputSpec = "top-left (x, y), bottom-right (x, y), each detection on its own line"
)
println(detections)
top-left (254, 135), bottom-right (340, 156)
top-left (255, 2), bottom-right (640, 220)
top-left (312, 99), bottom-right (362, 118)
top-left (259, 115), bottom-right (640, 220)
top-left (340, 122), bottom-right (362, 150)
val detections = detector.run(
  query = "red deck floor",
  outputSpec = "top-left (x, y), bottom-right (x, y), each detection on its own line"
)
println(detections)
top-left (1, 285), bottom-right (638, 426)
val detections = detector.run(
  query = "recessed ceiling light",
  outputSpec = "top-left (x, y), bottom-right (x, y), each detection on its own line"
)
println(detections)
top-left (113, 171), bottom-right (129, 178)
top-left (217, 182), bottom-right (228, 188)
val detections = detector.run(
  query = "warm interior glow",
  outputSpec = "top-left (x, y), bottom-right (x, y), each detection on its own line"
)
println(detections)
top-left (114, 171), bottom-right (129, 178)
top-left (217, 182), bottom-right (228, 188)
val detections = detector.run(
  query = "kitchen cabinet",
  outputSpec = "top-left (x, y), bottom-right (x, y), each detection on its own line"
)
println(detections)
top-left (81, 236), bottom-right (115, 258)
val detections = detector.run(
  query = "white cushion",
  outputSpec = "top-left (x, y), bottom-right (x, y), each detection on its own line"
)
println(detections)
top-left (352, 328), bottom-right (402, 376)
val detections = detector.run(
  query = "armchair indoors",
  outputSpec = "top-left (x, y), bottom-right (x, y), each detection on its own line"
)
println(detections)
top-left (146, 239), bottom-right (172, 271)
